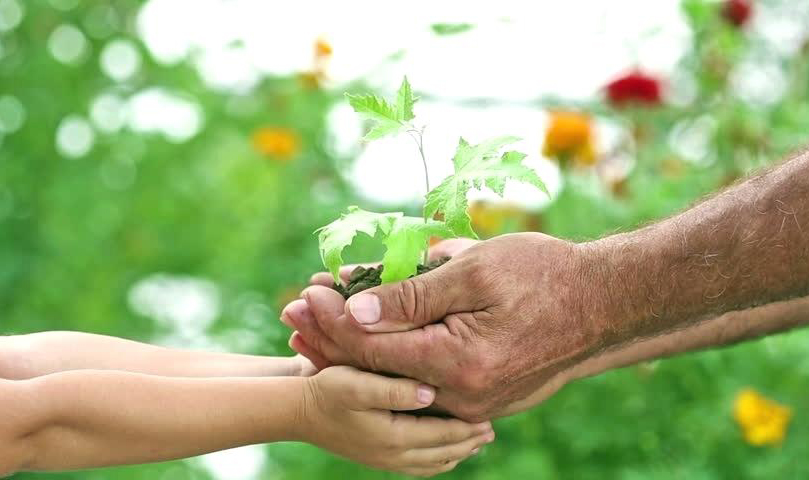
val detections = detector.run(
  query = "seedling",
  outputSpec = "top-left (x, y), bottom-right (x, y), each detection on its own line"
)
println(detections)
top-left (317, 77), bottom-right (548, 293)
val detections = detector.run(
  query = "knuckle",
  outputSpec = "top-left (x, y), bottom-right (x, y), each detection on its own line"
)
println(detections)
top-left (463, 257), bottom-right (490, 291)
top-left (360, 342), bottom-right (383, 372)
top-left (383, 420), bottom-right (406, 450)
top-left (439, 428), bottom-right (458, 444)
top-left (396, 278), bottom-right (426, 326)
top-left (387, 385), bottom-right (406, 408)
top-left (386, 429), bottom-right (405, 450)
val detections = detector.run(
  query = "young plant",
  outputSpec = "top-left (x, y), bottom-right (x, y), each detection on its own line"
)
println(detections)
top-left (317, 77), bottom-right (549, 288)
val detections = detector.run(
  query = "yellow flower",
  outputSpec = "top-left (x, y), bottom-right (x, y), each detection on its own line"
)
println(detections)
top-left (733, 388), bottom-right (792, 446)
top-left (252, 127), bottom-right (300, 160)
top-left (542, 111), bottom-right (597, 168)
top-left (315, 38), bottom-right (333, 57)
top-left (298, 71), bottom-right (326, 89)
top-left (468, 201), bottom-right (528, 237)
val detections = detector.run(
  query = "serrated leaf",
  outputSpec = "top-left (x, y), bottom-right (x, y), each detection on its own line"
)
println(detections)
top-left (345, 93), bottom-right (403, 141)
top-left (425, 137), bottom-right (549, 238)
top-left (431, 23), bottom-right (474, 35)
top-left (396, 76), bottom-right (416, 122)
top-left (381, 217), bottom-right (453, 283)
top-left (345, 77), bottom-right (418, 141)
top-left (316, 207), bottom-right (401, 282)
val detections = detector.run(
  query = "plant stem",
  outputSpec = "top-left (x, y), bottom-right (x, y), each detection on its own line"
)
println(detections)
top-left (408, 128), bottom-right (431, 265)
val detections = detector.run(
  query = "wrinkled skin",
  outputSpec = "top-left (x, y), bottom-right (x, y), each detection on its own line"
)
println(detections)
top-left (283, 234), bottom-right (609, 422)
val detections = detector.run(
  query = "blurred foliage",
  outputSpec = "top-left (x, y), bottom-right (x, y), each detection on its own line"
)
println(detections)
top-left (2, 0), bottom-right (809, 479)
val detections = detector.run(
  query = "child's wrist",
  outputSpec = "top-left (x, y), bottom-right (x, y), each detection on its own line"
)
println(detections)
top-left (287, 376), bottom-right (317, 442)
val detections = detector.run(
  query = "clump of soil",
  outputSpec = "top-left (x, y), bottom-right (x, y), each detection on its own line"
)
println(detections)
top-left (333, 257), bottom-right (451, 299)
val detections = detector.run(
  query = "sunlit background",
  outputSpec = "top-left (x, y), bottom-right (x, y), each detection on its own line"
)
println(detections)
top-left (4, 0), bottom-right (809, 478)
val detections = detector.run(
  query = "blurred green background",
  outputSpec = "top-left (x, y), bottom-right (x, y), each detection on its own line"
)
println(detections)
top-left (3, 0), bottom-right (809, 478)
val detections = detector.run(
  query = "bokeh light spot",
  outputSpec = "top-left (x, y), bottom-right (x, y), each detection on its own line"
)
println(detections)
top-left (0, 95), bottom-right (26, 133)
top-left (47, 23), bottom-right (88, 64)
top-left (100, 39), bottom-right (141, 81)
top-left (127, 88), bottom-right (203, 143)
top-left (90, 92), bottom-right (128, 133)
top-left (55, 114), bottom-right (95, 158)
top-left (0, 0), bottom-right (23, 32)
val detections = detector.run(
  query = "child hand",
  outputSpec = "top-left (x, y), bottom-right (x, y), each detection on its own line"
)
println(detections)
top-left (296, 366), bottom-right (494, 477)
top-left (290, 354), bottom-right (319, 377)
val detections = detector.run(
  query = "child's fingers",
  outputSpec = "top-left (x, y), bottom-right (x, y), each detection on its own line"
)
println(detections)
top-left (395, 415), bottom-right (493, 448)
top-left (342, 370), bottom-right (436, 411)
top-left (289, 333), bottom-right (332, 371)
top-left (404, 432), bottom-right (490, 467)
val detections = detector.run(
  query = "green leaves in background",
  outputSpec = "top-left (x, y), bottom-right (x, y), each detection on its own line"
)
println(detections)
top-left (345, 76), bottom-right (417, 140)
top-left (431, 23), bottom-right (474, 35)
top-left (425, 136), bottom-right (548, 237)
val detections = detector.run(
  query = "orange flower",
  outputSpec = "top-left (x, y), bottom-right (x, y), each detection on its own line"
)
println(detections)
top-left (315, 38), bottom-right (333, 57)
top-left (542, 111), bottom-right (597, 168)
top-left (300, 38), bottom-right (332, 90)
top-left (252, 127), bottom-right (300, 160)
top-left (733, 389), bottom-right (792, 446)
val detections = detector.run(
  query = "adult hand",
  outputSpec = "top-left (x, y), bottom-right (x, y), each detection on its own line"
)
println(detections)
top-left (283, 238), bottom-right (479, 371)
top-left (282, 233), bottom-right (613, 421)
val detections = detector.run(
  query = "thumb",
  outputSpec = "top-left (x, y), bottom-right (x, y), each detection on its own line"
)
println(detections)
top-left (353, 371), bottom-right (437, 411)
top-left (345, 264), bottom-right (463, 333)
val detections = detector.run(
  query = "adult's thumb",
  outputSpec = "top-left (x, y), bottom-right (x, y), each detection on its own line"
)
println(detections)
top-left (344, 265), bottom-right (459, 333)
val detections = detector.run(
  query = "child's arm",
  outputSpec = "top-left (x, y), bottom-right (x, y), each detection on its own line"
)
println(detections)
top-left (0, 367), bottom-right (492, 477)
top-left (0, 332), bottom-right (313, 379)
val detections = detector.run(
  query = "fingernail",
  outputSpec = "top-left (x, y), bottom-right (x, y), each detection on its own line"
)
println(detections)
top-left (471, 447), bottom-right (480, 455)
top-left (282, 299), bottom-right (307, 318)
top-left (349, 293), bottom-right (380, 325)
top-left (475, 422), bottom-right (492, 433)
top-left (417, 384), bottom-right (435, 405)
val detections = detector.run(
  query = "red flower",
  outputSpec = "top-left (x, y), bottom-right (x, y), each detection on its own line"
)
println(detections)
top-left (722, 0), bottom-right (753, 27)
top-left (605, 71), bottom-right (662, 107)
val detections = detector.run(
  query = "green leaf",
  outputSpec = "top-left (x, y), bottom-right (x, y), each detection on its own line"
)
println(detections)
top-left (345, 93), bottom-right (402, 140)
top-left (345, 77), bottom-right (418, 141)
top-left (316, 207), bottom-right (401, 282)
top-left (431, 23), bottom-right (474, 35)
top-left (381, 217), bottom-right (453, 283)
top-left (396, 76), bottom-right (416, 122)
top-left (316, 208), bottom-right (454, 285)
top-left (425, 137), bottom-right (549, 238)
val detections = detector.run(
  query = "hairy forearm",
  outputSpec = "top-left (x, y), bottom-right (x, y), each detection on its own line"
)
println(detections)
top-left (595, 152), bottom-right (809, 344)
top-left (0, 332), bottom-right (300, 379)
top-left (576, 295), bottom-right (809, 378)
top-left (19, 370), bottom-right (304, 472)
top-left (501, 296), bottom-right (809, 417)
